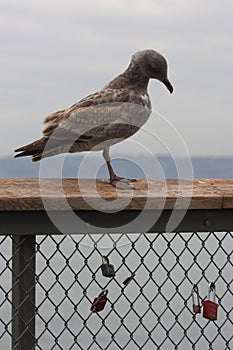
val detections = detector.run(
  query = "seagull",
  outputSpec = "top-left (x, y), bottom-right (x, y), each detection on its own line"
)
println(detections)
top-left (15, 49), bottom-right (173, 190)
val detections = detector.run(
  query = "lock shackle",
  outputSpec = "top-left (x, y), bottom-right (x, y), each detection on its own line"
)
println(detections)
top-left (207, 282), bottom-right (216, 301)
top-left (192, 284), bottom-right (200, 306)
top-left (102, 256), bottom-right (110, 264)
top-left (97, 289), bottom-right (108, 299)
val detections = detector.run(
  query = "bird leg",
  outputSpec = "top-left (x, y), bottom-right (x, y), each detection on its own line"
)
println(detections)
top-left (103, 147), bottom-right (136, 190)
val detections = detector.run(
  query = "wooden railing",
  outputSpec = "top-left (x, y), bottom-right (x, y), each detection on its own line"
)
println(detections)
top-left (0, 178), bottom-right (233, 234)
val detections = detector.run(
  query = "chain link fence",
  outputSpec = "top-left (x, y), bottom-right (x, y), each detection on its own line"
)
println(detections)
top-left (0, 231), bottom-right (233, 349)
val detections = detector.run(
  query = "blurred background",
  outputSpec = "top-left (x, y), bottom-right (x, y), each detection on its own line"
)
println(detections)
top-left (0, 0), bottom-right (232, 178)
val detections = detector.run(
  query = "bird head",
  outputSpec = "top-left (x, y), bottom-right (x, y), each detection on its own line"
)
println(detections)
top-left (131, 49), bottom-right (174, 93)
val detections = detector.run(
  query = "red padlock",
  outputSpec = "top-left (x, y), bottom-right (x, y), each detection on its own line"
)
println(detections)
top-left (203, 282), bottom-right (218, 320)
top-left (90, 290), bottom-right (108, 312)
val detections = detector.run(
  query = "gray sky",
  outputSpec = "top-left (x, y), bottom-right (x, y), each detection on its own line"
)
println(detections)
top-left (1, 0), bottom-right (233, 158)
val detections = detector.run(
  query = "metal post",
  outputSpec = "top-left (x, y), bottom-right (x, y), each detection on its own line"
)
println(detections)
top-left (12, 235), bottom-right (36, 350)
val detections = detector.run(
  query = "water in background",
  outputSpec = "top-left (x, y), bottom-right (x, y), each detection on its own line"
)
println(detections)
top-left (0, 154), bottom-right (233, 178)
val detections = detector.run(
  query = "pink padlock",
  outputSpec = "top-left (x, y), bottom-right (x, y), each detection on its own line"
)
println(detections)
top-left (203, 282), bottom-right (218, 320)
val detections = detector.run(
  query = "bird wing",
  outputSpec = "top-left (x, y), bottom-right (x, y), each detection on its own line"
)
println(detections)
top-left (42, 88), bottom-right (150, 143)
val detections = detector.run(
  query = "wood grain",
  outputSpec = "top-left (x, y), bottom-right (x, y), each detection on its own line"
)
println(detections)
top-left (0, 178), bottom-right (233, 211)
top-left (0, 178), bottom-right (232, 211)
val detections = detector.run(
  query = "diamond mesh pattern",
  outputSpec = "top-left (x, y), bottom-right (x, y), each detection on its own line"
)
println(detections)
top-left (0, 236), bottom-right (13, 350)
top-left (0, 232), bottom-right (233, 349)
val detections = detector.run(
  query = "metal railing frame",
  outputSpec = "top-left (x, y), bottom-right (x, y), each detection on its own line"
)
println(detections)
top-left (1, 208), bottom-right (233, 349)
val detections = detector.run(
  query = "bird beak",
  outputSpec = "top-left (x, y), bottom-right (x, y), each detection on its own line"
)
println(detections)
top-left (162, 78), bottom-right (174, 94)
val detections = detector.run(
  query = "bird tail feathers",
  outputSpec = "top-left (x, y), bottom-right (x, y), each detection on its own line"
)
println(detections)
top-left (14, 137), bottom-right (75, 161)
top-left (14, 137), bottom-right (48, 162)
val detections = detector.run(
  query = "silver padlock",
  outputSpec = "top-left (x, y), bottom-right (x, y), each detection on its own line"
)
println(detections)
top-left (192, 284), bottom-right (201, 313)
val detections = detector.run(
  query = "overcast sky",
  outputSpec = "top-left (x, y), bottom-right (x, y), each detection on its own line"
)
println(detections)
top-left (0, 0), bottom-right (233, 158)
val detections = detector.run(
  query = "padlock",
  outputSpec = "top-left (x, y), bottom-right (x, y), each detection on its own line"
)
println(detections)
top-left (90, 290), bottom-right (108, 312)
top-left (123, 273), bottom-right (136, 286)
top-left (192, 284), bottom-right (201, 313)
top-left (203, 282), bottom-right (218, 320)
top-left (101, 256), bottom-right (115, 278)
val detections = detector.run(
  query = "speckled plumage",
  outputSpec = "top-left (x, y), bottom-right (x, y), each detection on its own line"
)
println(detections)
top-left (15, 49), bottom-right (173, 188)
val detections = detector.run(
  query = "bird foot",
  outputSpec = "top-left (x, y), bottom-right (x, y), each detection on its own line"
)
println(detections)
top-left (113, 175), bottom-right (137, 183)
top-left (110, 180), bottom-right (134, 190)
top-left (110, 176), bottom-right (136, 190)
